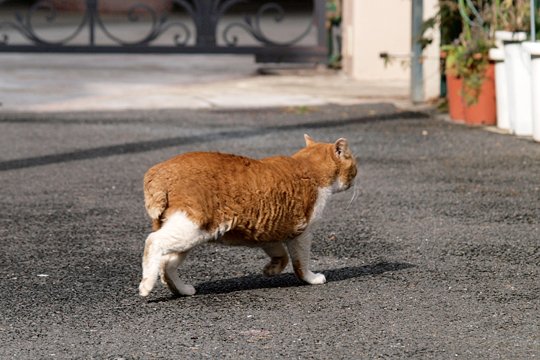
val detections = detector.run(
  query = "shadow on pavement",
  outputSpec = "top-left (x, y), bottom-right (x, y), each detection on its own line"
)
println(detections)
top-left (0, 110), bottom-right (427, 171)
top-left (149, 262), bottom-right (415, 302)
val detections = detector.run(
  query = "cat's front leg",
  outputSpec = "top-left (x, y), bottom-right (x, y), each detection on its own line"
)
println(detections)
top-left (286, 232), bottom-right (326, 285)
top-left (261, 243), bottom-right (289, 276)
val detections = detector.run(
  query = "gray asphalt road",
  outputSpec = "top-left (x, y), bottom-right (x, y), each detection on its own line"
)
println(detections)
top-left (0, 104), bottom-right (538, 359)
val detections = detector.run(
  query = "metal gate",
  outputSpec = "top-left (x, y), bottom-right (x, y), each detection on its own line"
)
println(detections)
top-left (0, 0), bottom-right (327, 63)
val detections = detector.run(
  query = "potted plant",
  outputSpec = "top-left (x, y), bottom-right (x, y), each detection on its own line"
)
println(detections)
top-left (429, 0), bottom-right (497, 125)
top-left (452, 0), bottom-right (497, 125)
top-left (442, 42), bottom-right (467, 121)
top-left (456, 27), bottom-right (497, 125)
top-left (421, 1), bottom-right (466, 121)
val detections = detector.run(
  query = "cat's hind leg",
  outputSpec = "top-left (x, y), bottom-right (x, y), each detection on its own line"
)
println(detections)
top-left (139, 212), bottom-right (209, 297)
top-left (159, 252), bottom-right (196, 296)
top-left (286, 232), bottom-right (326, 285)
top-left (139, 233), bottom-right (162, 297)
top-left (261, 243), bottom-right (289, 276)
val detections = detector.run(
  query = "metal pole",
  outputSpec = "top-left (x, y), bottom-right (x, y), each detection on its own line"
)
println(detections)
top-left (531, 0), bottom-right (536, 41)
top-left (315, 0), bottom-right (327, 48)
top-left (88, 0), bottom-right (97, 46)
top-left (411, 0), bottom-right (424, 103)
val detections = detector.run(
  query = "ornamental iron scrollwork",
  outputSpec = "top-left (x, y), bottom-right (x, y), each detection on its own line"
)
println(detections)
top-left (222, 2), bottom-right (314, 47)
top-left (0, 0), bottom-right (192, 46)
top-left (0, 0), bottom-right (89, 45)
top-left (0, 0), bottom-right (327, 63)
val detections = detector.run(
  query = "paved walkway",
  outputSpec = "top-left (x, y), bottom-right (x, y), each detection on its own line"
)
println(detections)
top-left (0, 54), bottom-right (411, 113)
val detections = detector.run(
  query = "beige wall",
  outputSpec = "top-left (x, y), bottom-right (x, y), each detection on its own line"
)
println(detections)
top-left (343, 0), bottom-right (440, 101)
top-left (343, 0), bottom-right (412, 81)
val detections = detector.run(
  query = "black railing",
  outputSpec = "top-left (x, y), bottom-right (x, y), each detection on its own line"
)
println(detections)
top-left (0, 0), bottom-right (327, 63)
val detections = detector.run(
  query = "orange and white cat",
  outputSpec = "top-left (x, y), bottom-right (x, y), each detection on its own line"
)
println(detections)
top-left (139, 134), bottom-right (357, 297)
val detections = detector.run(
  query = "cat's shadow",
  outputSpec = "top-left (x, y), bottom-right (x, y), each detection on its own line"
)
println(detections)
top-left (149, 261), bottom-right (414, 302)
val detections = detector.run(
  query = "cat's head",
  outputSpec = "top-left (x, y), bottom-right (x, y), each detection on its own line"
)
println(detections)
top-left (296, 134), bottom-right (358, 193)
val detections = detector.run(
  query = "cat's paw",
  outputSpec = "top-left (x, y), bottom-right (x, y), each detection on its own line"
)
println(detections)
top-left (178, 284), bottom-right (196, 296)
top-left (139, 279), bottom-right (153, 297)
top-left (263, 264), bottom-right (280, 276)
top-left (305, 272), bottom-right (326, 285)
top-left (263, 261), bottom-right (286, 276)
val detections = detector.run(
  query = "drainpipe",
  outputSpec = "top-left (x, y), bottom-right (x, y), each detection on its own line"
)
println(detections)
top-left (531, 0), bottom-right (536, 41)
top-left (411, 0), bottom-right (424, 103)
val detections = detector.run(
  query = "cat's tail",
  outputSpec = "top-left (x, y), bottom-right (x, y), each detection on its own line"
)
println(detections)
top-left (144, 176), bottom-right (168, 231)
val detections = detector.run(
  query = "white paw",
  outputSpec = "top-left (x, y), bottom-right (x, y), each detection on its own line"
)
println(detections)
top-left (305, 272), bottom-right (326, 285)
top-left (178, 284), bottom-right (196, 296)
top-left (139, 279), bottom-right (152, 297)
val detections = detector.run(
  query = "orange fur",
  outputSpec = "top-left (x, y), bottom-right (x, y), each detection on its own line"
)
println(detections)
top-left (139, 135), bottom-right (357, 297)
top-left (145, 137), bottom-right (356, 243)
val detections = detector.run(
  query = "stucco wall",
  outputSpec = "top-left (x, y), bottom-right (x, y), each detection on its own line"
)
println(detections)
top-left (342, 0), bottom-right (440, 101)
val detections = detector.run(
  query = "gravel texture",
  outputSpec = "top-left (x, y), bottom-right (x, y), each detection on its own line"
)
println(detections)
top-left (0, 104), bottom-right (538, 359)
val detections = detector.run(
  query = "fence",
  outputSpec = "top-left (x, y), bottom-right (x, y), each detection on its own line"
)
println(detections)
top-left (0, 0), bottom-right (327, 63)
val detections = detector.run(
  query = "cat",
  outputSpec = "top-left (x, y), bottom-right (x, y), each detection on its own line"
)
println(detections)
top-left (139, 134), bottom-right (358, 297)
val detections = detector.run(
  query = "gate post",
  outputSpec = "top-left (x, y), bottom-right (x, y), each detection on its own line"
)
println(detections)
top-left (87, 0), bottom-right (98, 46)
top-left (315, 0), bottom-right (327, 48)
top-left (195, 0), bottom-right (218, 47)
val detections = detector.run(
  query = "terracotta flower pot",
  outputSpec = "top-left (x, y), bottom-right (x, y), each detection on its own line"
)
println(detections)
top-left (463, 63), bottom-right (497, 126)
top-left (51, 0), bottom-right (173, 13)
top-left (445, 72), bottom-right (465, 122)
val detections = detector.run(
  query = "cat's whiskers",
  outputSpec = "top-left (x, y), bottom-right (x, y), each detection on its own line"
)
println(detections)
top-left (346, 177), bottom-right (359, 209)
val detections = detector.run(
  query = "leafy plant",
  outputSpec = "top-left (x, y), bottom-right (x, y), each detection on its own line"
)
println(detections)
top-left (451, 0), bottom-right (495, 105)
top-left (422, 1), bottom-right (495, 105)
top-left (441, 42), bottom-right (465, 77)
top-left (420, 0), bottom-right (463, 48)
top-left (455, 29), bottom-right (494, 104)
top-left (495, 0), bottom-right (531, 32)
top-left (429, 0), bottom-right (538, 105)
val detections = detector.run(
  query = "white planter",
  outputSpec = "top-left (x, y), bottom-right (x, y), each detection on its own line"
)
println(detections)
top-left (495, 31), bottom-right (527, 42)
top-left (497, 31), bottom-right (533, 136)
top-left (489, 48), bottom-right (510, 131)
top-left (522, 41), bottom-right (540, 142)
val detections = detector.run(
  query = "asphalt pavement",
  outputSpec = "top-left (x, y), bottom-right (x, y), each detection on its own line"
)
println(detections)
top-left (0, 103), bottom-right (538, 359)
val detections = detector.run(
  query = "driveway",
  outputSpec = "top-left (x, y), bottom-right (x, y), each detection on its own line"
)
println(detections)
top-left (0, 104), bottom-right (538, 359)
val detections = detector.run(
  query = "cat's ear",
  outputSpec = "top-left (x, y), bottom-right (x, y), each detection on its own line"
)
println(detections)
top-left (304, 134), bottom-right (316, 147)
top-left (334, 138), bottom-right (350, 158)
